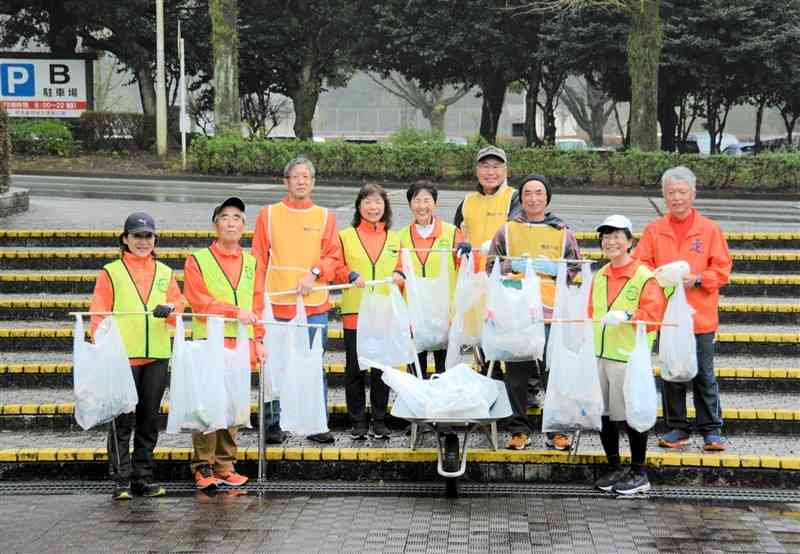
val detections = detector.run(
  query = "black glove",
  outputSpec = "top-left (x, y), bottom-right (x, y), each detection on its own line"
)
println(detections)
top-left (348, 271), bottom-right (360, 283)
top-left (152, 304), bottom-right (173, 318)
top-left (456, 242), bottom-right (472, 256)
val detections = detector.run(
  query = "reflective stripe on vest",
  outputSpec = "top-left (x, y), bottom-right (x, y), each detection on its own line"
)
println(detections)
top-left (104, 259), bottom-right (172, 359)
top-left (397, 222), bottom-right (457, 296)
top-left (461, 184), bottom-right (514, 271)
top-left (338, 227), bottom-right (400, 315)
top-left (505, 221), bottom-right (566, 310)
top-left (592, 263), bottom-right (657, 363)
top-left (191, 247), bottom-right (256, 340)
top-left (266, 202), bottom-right (328, 306)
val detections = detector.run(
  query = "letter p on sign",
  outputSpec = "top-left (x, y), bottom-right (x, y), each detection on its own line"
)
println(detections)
top-left (1, 63), bottom-right (35, 96)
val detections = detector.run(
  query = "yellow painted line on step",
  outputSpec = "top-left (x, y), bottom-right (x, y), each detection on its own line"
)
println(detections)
top-left (0, 299), bottom-right (90, 309)
top-left (730, 275), bottom-right (800, 285)
top-left (719, 303), bottom-right (800, 313)
top-left (0, 447), bottom-right (799, 470)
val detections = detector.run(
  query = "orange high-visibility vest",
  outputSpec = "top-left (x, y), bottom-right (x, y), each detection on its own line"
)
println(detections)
top-left (265, 202), bottom-right (329, 306)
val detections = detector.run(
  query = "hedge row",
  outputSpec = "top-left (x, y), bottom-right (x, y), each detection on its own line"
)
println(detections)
top-left (0, 107), bottom-right (9, 193)
top-left (9, 118), bottom-right (77, 156)
top-left (189, 136), bottom-right (800, 191)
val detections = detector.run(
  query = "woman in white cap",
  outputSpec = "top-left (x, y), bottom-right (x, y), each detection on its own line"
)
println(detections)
top-left (588, 214), bottom-right (667, 495)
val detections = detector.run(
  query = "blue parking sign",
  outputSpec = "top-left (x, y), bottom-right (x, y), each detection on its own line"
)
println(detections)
top-left (1, 63), bottom-right (35, 96)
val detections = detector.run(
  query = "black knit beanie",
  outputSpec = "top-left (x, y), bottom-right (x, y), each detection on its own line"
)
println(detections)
top-left (518, 174), bottom-right (551, 205)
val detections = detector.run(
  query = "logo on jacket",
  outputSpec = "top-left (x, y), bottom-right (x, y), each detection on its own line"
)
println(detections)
top-left (624, 285), bottom-right (640, 302)
top-left (690, 239), bottom-right (703, 254)
top-left (156, 278), bottom-right (168, 293)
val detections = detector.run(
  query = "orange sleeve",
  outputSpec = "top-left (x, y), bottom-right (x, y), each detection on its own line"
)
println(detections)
top-left (453, 227), bottom-right (465, 268)
top-left (164, 274), bottom-right (186, 327)
top-left (316, 210), bottom-right (343, 282)
top-left (251, 207), bottom-right (271, 272)
top-left (333, 234), bottom-right (352, 285)
top-left (89, 270), bottom-right (114, 338)
top-left (587, 284), bottom-right (594, 320)
top-left (252, 259), bottom-right (266, 341)
top-left (633, 225), bottom-right (657, 270)
top-left (183, 255), bottom-right (240, 319)
top-left (699, 226), bottom-right (732, 291)
top-left (633, 277), bottom-right (667, 333)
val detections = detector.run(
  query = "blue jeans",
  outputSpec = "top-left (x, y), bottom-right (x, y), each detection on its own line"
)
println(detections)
top-left (264, 312), bottom-right (329, 430)
top-left (661, 332), bottom-right (723, 435)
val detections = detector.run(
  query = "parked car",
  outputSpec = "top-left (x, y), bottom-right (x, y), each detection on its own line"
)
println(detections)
top-left (722, 142), bottom-right (756, 156)
top-left (555, 138), bottom-right (588, 151)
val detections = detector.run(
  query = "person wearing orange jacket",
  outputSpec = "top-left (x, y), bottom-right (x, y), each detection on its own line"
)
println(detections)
top-left (89, 212), bottom-right (185, 501)
top-left (634, 166), bottom-right (732, 451)
top-left (334, 184), bottom-right (405, 440)
top-left (588, 215), bottom-right (667, 495)
top-left (183, 197), bottom-right (266, 490)
top-left (251, 156), bottom-right (343, 445)
top-left (397, 181), bottom-right (471, 376)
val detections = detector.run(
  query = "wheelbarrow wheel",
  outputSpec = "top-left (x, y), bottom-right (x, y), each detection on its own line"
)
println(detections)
top-left (445, 477), bottom-right (458, 498)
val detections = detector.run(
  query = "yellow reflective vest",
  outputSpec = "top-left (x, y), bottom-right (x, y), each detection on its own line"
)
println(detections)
top-left (338, 226), bottom-right (400, 315)
top-left (190, 247), bottom-right (256, 340)
top-left (103, 259), bottom-right (172, 359)
top-left (592, 263), bottom-right (657, 362)
top-left (461, 184), bottom-right (515, 270)
top-left (397, 222), bottom-right (457, 296)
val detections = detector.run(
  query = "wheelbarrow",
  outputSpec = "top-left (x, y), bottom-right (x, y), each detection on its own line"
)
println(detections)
top-left (390, 380), bottom-right (512, 497)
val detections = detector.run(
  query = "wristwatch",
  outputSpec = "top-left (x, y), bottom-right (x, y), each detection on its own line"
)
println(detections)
top-left (624, 311), bottom-right (633, 320)
top-left (693, 275), bottom-right (702, 288)
top-left (310, 267), bottom-right (322, 279)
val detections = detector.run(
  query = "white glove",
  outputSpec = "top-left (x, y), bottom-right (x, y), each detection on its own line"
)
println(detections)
top-left (480, 240), bottom-right (492, 256)
top-left (601, 310), bottom-right (630, 326)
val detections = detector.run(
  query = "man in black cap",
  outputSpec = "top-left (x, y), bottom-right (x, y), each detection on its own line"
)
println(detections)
top-left (485, 175), bottom-right (581, 451)
top-left (183, 196), bottom-right (266, 489)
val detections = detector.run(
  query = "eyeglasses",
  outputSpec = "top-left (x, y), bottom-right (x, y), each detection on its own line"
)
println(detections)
top-left (131, 232), bottom-right (155, 239)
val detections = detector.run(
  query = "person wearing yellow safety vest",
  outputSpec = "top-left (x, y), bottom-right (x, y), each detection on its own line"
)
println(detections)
top-left (486, 175), bottom-right (581, 452)
top-left (397, 182), bottom-right (471, 376)
top-left (334, 184), bottom-right (405, 440)
top-left (183, 197), bottom-right (267, 490)
top-left (89, 212), bottom-right (185, 501)
top-left (587, 215), bottom-right (667, 495)
top-left (251, 156), bottom-right (343, 445)
top-left (453, 146), bottom-right (516, 272)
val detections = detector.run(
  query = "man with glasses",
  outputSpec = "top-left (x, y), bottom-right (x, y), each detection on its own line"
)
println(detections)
top-left (251, 156), bottom-right (343, 444)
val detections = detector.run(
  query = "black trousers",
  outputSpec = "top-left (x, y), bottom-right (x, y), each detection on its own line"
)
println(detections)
top-left (411, 349), bottom-right (446, 379)
top-left (107, 359), bottom-right (168, 483)
top-left (504, 325), bottom-right (551, 436)
top-left (344, 329), bottom-right (390, 424)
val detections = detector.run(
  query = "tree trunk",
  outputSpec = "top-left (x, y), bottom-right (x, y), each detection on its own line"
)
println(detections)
top-left (0, 107), bottom-right (9, 194)
top-left (290, 66), bottom-right (321, 140)
top-left (210, 0), bottom-right (241, 137)
top-left (524, 67), bottom-right (542, 147)
top-left (587, 85), bottom-right (607, 147)
top-left (706, 100), bottom-right (720, 155)
top-left (627, 0), bottom-right (662, 151)
top-left (542, 94), bottom-right (557, 145)
top-left (754, 100), bottom-right (765, 148)
top-left (658, 91), bottom-right (678, 152)
top-left (478, 78), bottom-right (506, 145)
top-left (136, 66), bottom-right (157, 118)
top-left (428, 104), bottom-right (446, 133)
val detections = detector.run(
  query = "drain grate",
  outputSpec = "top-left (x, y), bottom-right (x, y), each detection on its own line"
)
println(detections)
top-left (1, 480), bottom-right (799, 503)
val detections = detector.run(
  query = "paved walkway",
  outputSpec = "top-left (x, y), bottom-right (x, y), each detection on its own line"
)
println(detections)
top-left (2, 489), bottom-right (800, 553)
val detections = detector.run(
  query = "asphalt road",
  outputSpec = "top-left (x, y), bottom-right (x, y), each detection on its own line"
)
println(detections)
top-left (7, 174), bottom-right (799, 232)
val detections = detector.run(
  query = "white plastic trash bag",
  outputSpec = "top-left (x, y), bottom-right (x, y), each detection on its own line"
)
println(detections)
top-left (623, 323), bottom-right (658, 433)
top-left (547, 262), bottom-right (593, 365)
top-left (541, 319), bottom-right (603, 432)
top-left (166, 316), bottom-right (228, 434)
top-left (357, 283), bottom-right (415, 370)
top-left (445, 252), bottom-right (488, 369)
top-left (481, 259), bottom-right (546, 362)
top-left (73, 315), bottom-right (138, 430)
top-left (431, 363), bottom-right (499, 411)
top-left (657, 267), bottom-right (698, 383)
top-left (261, 301), bottom-right (283, 402)
top-left (272, 298), bottom-right (328, 436)
top-left (654, 260), bottom-right (690, 288)
top-left (223, 321), bottom-right (252, 428)
top-left (402, 248), bottom-right (451, 352)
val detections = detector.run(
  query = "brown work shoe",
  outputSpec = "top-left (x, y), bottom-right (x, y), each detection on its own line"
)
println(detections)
top-left (546, 434), bottom-right (571, 451)
top-left (506, 433), bottom-right (531, 450)
top-left (703, 434), bottom-right (726, 452)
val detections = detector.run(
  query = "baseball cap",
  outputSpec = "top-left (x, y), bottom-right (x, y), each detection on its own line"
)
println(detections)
top-left (597, 214), bottom-right (633, 235)
top-left (123, 212), bottom-right (156, 234)
top-left (476, 145), bottom-right (507, 164)
top-left (212, 197), bottom-right (246, 222)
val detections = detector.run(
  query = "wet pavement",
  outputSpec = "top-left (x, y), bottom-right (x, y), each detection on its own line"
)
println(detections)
top-left (2, 487), bottom-right (800, 553)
